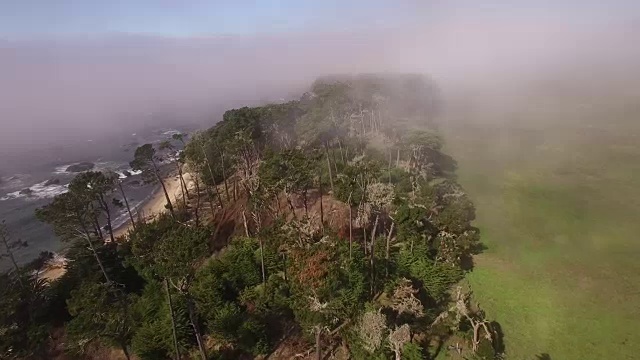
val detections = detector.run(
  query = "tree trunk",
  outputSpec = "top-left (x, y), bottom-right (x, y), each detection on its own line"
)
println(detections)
top-left (259, 236), bottom-right (266, 284)
top-left (242, 211), bottom-right (250, 237)
top-left (324, 144), bottom-right (334, 193)
top-left (385, 222), bottom-right (395, 278)
top-left (315, 326), bottom-right (322, 360)
top-left (92, 213), bottom-right (104, 241)
top-left (319, 176), bottom-right (324, 234)
top-left (152, 161), bottom-right (175, 219)
top-left (360, 202), bottom-right (367, 256)
top-left (388, 148), bottom-right (392, 184)
top-left (79, 219), bottom-right (110, 284)
top-left (370, 214), bottom-right (379, 295)
top-left (0, 234), bottom-right (23, 286)
top-left (282, 253), bottom-right (288, 282)
top-left (205, 187), bottom-right (217, 219)
top-left (120, 341), bottom-right (131, 360)
top-left (220, 150), bottom-right (230, 201)
top-left (303, 190), bottom-right (308, 217)
top-left (118, 182), bottom-right (136, 231)
top-left (233, 177), bottom-right (238, 201)
top-left (348, 192), bottom-right (353, 260)
top-left (193, 176), bottom-right (201, 226)
top-left (99, 195), bottom-right (116, 243)
top-left (187, 298), bottom-right (207, 360)
top-left (275, 193), bottom-right (282, 217)
top-left (179, 166), bottom-right (190, 199)
top-left (286, 194), bottom-right (298, 220)
top-left (165, 279), bottom-right (181, 360)
top-left (176, 164), bottom-right (188, 209)
top-left (331, 146), bottom-right (338, 173)
top-left (201, 146), bottom-right (224, 208)
top-left (338, 139), bottom-right (345, 163)
top-left (396, 148), bottom-right (400, 167)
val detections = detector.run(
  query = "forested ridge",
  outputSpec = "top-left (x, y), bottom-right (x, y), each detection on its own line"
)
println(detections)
top-left (1, 74), bottom-right (505, 359)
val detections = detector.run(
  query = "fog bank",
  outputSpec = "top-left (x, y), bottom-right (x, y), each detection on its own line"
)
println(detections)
top-left (1, 15), bottom-right (639, 158)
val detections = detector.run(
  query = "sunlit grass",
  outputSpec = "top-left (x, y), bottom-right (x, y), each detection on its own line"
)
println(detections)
top-left (444, 119), bottom-right (640, 359)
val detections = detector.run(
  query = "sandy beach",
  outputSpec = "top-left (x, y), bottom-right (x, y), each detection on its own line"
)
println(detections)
top-left (42, 169), bottom-right (190, 282)
top-left (113, 170), bottom-right (191, 238)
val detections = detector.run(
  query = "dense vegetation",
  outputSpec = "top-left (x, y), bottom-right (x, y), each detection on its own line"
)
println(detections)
top-left (1, 74), bottom-right (504, 359)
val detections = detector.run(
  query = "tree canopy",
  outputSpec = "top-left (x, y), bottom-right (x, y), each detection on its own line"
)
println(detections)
top-left (2, 74), bottom-right (507, 360)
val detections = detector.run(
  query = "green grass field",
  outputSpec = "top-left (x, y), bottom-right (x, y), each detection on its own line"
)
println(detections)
top-left (442, 98), bottom-right (640, 359)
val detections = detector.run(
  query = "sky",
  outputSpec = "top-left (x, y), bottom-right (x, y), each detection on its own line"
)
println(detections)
top-left (0, 0), bottom-right (418, 37)
top-left (0, 0), bottom-right (638, 159)
top-left (1, 0), bottom-right (638, 38)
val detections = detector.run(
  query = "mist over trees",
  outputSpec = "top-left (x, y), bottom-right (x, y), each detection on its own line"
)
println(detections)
top-left (1, 74), bottom-right (506, 359)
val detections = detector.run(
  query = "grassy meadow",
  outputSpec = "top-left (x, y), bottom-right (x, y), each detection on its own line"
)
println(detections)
top-left (441, 93), bottom-right (640, 359)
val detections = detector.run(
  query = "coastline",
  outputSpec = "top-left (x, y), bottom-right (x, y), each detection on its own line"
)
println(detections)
top-left (113, 170), bottom-right (190, 238)
top-left (42, 169), bottom-right (190, 282)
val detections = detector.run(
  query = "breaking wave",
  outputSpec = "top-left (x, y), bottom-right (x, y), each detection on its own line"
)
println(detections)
top-left (0, 180), bottom-right (69, 201)
top-left (0, 174), bottom-right (32, 191)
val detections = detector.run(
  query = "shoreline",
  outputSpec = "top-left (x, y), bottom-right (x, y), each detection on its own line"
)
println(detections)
top-left (113, 170), bottom-right (190, 238)
top-left (42, 169), bottom-right (189, 282)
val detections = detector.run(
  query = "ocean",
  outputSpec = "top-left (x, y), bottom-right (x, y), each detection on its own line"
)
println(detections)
top-left (0, 126), bottom-right (194, 271)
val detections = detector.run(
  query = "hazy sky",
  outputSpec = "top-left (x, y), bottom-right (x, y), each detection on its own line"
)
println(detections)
top-left (0, 1), bottom-right (638, 158)
top-left (1, 0), bottom-right (638, 37)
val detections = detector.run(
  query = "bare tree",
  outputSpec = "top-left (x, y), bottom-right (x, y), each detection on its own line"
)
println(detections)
top-left (117, 180), bottom-right (136, 231)
top-left (0, 220), bottom-right (27, 285)
top-left (130, 144), bottom-right (176, 219)
top-left (453, 287), bottom-right (493, 353)
top-left (387, 324), bottom-right (411, 360)
top-left (390, 278), bottom-right (424, 317)
top-left (358, 309), bottom-right (388, 353)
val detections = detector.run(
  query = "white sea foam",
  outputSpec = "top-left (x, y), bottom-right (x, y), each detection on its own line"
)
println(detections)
top-left (54, 161), bottom-right (123, 175)
top-left (115, 169), bottom-right (143, 179)
top-left (0, 174), bottom-right (32, 190)
top-left (0, 180), bottom-right (69, 201)
top-left (112, 199), bottom-right (145, 229)
top-left (163, 129), bottom-right (181, 136)
top-left (53, 163), bottom-right (77, 175)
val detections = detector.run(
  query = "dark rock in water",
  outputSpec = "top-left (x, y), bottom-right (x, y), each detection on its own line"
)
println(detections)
top-left (19, 188), bottom-right (33, 195)
top-left (127, 180), bottom-right (142, 187)
top-left (123, 170), bottom-right (132, 178)
top-left (44, 178), bottom-right (61, 186)
top-left (66, 162), bottom-right (95, 173)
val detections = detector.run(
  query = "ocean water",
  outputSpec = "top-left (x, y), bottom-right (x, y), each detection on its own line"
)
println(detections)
top-left (0, 126), bottom-right (192, 271)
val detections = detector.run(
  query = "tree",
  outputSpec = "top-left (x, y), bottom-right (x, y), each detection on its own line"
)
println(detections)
top-left (127, 215), bottom-right (210, 360)
top-left (452, 287), bottom-right (493, 354)
top-left (66, 282), bottom-right (136, 360)
top-left (154, 225), bottom-right (210, 360)
top-left (185, 132), bottom-right (223, 213)
top-left (0, 271), bottom-right (49, 359)
top-left (130, 144), bottom-right (175, 218)
top-left (390, 278), bottom-right (424, 318)
top-left (160, 139), bottom-right (190, 209)
top-left (130, 280), bottom-right (191, 360)
top-left (288, 239), bottom-right (367, 358)
top-left (358, 309), bottom-right (388, 353)
top-left (192, 238), bottom-right (269, 355)
top-left (0, 220), bottom-right (28, 283)
top-left (69, 171), bottom-right (119, 242)
top-left (365, 182), bottom-right (394, 294)
top-left (116, 177), bottom-right (137, 232)
top-left (36, 191), bottom-right (111, 284)
top-left (259, 149), bottom-right (315, 217)
top-left (387, 324), bottom-right (411, 360)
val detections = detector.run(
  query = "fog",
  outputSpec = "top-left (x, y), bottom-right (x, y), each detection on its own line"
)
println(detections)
top-left (1, 8), bottom-right (639, 161)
